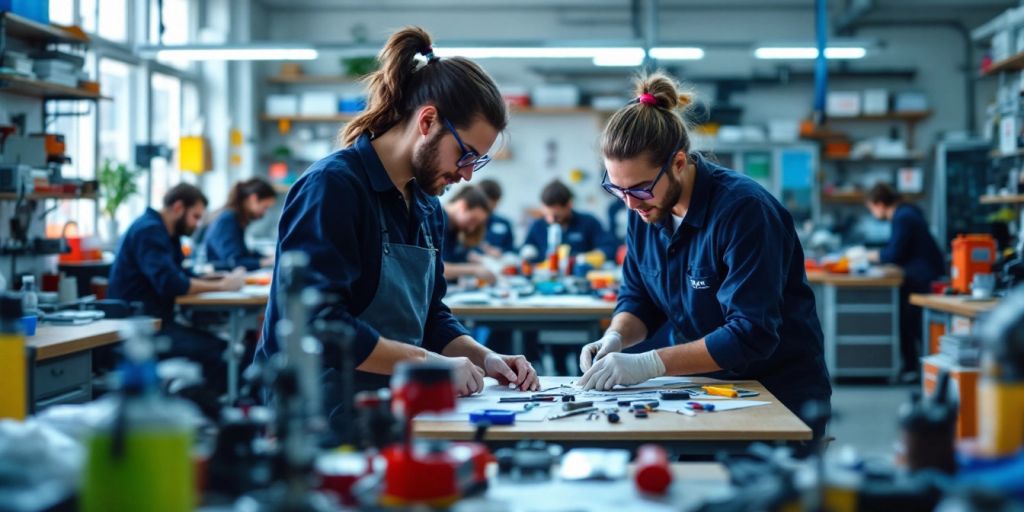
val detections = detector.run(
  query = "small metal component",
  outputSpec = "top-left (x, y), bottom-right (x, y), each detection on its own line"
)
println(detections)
top-left (547, 407), bottom-right (598, 421)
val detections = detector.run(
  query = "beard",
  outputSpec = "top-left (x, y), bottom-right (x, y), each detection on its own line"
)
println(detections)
top-left (411, 131), bottom-right (459, 197)
top-left (174, 215), bottom-right (194, 237)
top-left (638, 172), bottom-right (683, 225)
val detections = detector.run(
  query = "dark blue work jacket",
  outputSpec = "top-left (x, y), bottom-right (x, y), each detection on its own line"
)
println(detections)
top-left (202, 210), bottom-right (263, 271)
top-left (880, 204), bottom-right (945, 292)
top-left (108, 208), bottom-right (192, 323)
top-left (523, 210), bottom-right (619, 263)
top-left (485, 214), bottom-right (516, 253)
top-left (617, 154), bottom-right (831, 414)
top-left (256, 134), bottom-right (468, 370)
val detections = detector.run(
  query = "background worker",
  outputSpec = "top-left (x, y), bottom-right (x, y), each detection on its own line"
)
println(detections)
top-left (865, 182), bottom-right (945, 381)
top-left (523, 180), bottom-right (619, 263)
top-left (200, 177), bottom-right (278, 271)
top-left (442, 185), bottom-right (497, 283)
top-left (476, 178), bottom-right (517, 255)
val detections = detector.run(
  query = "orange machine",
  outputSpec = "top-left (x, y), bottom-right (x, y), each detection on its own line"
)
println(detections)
top-left (951, 234), bottom-right (996, 294)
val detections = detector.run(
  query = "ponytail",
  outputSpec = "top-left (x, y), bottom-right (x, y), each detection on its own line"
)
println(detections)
top-left (601, 71), bottom-right (695, 166)
top-left (340, 26), bottom-right (507, 147)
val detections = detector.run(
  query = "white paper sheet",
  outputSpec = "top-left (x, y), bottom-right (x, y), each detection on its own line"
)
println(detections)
top-left (667, 400), bottom-right (770, 413)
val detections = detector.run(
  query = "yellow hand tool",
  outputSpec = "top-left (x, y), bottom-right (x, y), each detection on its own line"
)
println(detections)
top-left (701, 385), bottom-right (739, 398)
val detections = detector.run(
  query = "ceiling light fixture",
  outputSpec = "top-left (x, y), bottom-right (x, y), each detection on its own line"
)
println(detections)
top-left (138, 44), bottom-right (319, 61)
top-left (754, 46), bottom-right (867, 60)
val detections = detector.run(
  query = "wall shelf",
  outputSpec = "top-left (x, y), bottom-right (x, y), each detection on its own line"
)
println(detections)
top-left (825, 154), bottom-right (925, 163)
top-left (981, 52), bottom-right (1024, 77)
top-left (2, 12), bottom-right (90, 45)
top-left (266, 75), bottom-right (361, 85)
top-left (979, 194), bottom-right (1024, 205)
top-left (260, 114), bottom-right (355, 123)
top-left (826, 111), bottom-right (932, 123)
top-left (822, 191), bottom-right (924, 204)
top-left (0, 192), bottom-right (98, 201)
top-left (0, 74), bottom-right (108, 101)
top-left (990, 148), bottom-right (1024, 159)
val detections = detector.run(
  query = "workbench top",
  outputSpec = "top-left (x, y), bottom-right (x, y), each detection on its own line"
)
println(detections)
top-left (909, 294), bottom-right (1000, 319)
top-left (806, 266), bottom-right (903, 287)
top-left (28, 318), bottom-right (161, 360)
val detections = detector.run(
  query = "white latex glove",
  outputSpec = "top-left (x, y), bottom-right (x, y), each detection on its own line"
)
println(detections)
top-left (579, 331), bottom-right (623, 373)
top-left (425, 351), bottom-right (486, 396)
top-left (577, 350), bottom-right (666, 391)
top-left (220, 267), bottom-right (246, 291)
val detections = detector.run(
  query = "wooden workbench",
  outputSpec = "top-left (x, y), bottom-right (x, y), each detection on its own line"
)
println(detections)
top-left (28, 318), bottom-right (160, 410)
top-left (806, 266), bottom-right (904, 287)
top-left (415, 378), bottom-right (810, 456)
top-left (909, 294), bottom-right (999, 319)
top-left (29, 318), bottom-right (161, 360)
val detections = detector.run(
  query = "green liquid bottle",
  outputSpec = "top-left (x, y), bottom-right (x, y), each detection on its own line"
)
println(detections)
top-left (80, 322), bottom-right (199, 512)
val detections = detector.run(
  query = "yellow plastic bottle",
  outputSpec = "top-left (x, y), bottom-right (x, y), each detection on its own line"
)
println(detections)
top-left (0, 293), bottom-right (28, 420)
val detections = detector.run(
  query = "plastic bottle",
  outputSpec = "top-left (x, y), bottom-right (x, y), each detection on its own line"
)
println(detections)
top-left (21, 275), bottom-right (38, 316)
top-left (80, 321), bottom-right (200, 512)
top-left (0, 293), bottom-right (27, 420)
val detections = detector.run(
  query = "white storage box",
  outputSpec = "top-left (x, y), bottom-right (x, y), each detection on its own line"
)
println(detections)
top-left (862, 89), bottom-right (889, 115)
top-left (265, 94), bottom-right (298, 116)
top-left (826, 91), bottom-right (861, 117)
top-left (894, 91), bottom-right (928, 112)
top-left (531, 85), bottom-right (580, 108)
top-left (768, 119), bottom-right (800, 142)
top-left (300, 92), bottom-right (338, 116)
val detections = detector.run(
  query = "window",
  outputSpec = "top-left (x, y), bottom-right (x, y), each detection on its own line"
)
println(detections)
top-left (99, 58), bottom-right (143, 231)
top-left (49, 0), bottom-right (75, 25)
top-left (151, 0), bottom-right (192, 69)
top-left (45, 55), bottom-right (98, 237)
top-left (150, 72), bottom-right (182, 206)
top-left (80, 0), bottom-right (129, 42)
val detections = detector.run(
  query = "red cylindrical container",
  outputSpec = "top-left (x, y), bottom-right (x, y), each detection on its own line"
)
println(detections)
top-left (634, 444), bottom-right (671, 495)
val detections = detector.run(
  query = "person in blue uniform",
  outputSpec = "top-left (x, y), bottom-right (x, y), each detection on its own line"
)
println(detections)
top-left (522, 180), bottom-right (619, 263)
top-left (442, 186), bottom-right (496, 283)
top-left (577, 74), bottom-right (831, 442)
top-left (201, 177), bottom-right (278, 271)
top-left (866, 183), bottom-right (945, 380)
top-left (109, 183), bottom-right (245, 387)
top-left (256, 28), bottom-right (539, 432)
top-left (476, 178), bottom-right (516, 255)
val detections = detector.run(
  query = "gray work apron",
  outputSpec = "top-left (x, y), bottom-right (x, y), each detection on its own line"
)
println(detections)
top-left (322, 196), bottom-right (437, 435)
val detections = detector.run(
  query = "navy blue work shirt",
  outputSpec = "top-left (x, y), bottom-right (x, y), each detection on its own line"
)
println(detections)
top-left (880, 204), bottom-right (945, 292)
top-left (485, 214), bottom-right (516, 253)
top-left (617, 154), bottom-right (831, 412)
top-left (108, 208), bottom-right (192, 323)
top-left (440, 209), bottom-right (480, 264)
top-left (523, 210), bottom-right (619, 263)
top-left (202, 210), bottom-right (263, 271)
top-left (256, 134), bottom-right (469, 369)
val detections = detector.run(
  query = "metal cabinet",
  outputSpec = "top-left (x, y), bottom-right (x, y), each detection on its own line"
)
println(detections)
top-left (33, 351), bottom-right (92, 410)
top-left (814, 283), bottom-right (900, 381)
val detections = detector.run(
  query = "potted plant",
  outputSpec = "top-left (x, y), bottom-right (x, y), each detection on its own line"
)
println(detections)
top-left (98, 159), bottom-right (142, 245)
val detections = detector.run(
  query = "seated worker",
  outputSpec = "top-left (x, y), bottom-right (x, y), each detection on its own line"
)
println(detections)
top-left (577, 74), bottom-right (831, 444)
top-left (442, 186), bottom-right (497, 283)
top-left (476, 178), bottom-right (516, 255)
top-left (523, 180), bottom-right (619, 263)
top-left (866, 183), bottom-right (944, 381)
top-left (109, 183), bottom-right (245, 388)
top-left (201, 177), bottom-right (278, 271)
top-left (256, 28), bottom-right (539, 439)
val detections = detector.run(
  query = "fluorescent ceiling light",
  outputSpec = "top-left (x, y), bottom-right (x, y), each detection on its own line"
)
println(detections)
top-left (593, 48), bottom-right (646, 66)
top-left (434, 46), bottom-right (642, 60)
top-left (139, 44), bottom-right (318, 61)
top-left (754, 46), bottom-right (866, 60)
top-left (649, 47), bottom-right (705, 60)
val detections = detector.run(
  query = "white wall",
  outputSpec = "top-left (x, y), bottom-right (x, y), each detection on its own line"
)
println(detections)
top-left (249, 3), bottom-right (1005, 244)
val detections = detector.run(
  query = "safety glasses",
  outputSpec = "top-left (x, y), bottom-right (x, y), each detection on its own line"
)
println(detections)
top-left (443, 118), bottom-right (492, 172)
top-left (601, 150), bottom-right (677, 201)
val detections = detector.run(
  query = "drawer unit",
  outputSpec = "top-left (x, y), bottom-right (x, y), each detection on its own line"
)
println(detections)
top-left (33, 351), bottom-right (92, 410)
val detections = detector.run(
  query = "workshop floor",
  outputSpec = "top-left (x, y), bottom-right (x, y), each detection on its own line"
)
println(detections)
top-left (828, 382), bottom-right (915, 463)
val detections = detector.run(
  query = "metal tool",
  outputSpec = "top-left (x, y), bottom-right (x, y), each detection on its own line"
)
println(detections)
top-left (562, 401), bottom-right (594, 412)
top-left (499, 395), bottom-right (557, 403)
top-left (547, 406), bottom-right (598, 421)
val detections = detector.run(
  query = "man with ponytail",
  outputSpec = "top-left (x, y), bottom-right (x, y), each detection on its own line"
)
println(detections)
top-left (578, 73), bottom-right (831, 443)
top-left (201, 177), bottom-right (278, 271)
top-left (257, 28), bottom-right (538, 431)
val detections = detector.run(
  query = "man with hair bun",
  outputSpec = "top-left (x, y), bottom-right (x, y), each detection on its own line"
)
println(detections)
top-left (578, 72), bottom-right (831, 444)
top-left (257, 27), bottom-right (539, 438)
